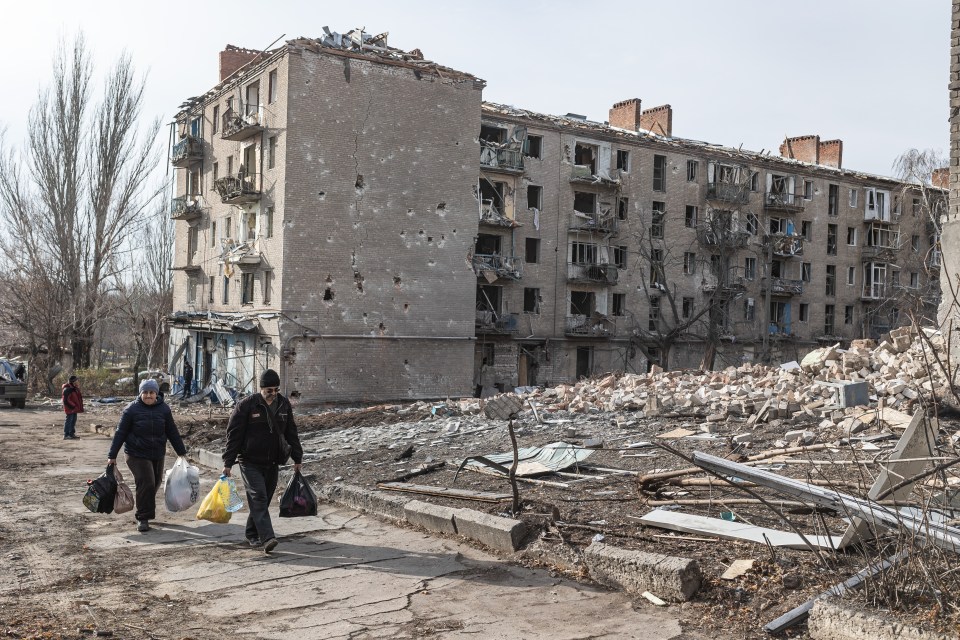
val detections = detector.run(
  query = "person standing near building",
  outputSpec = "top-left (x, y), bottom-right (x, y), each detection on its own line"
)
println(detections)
top-left (61, 375), bottom-right (84, 440)
top-left (222, 369), bottom-right (303, 554)
top-left (182, 358), bottom-right (193, 399)
top-left (107, 379), bottom-right (188, 532)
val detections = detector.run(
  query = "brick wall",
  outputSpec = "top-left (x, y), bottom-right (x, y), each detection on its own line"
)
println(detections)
top-left (780, 135), bottom-right (820, 164)
top-left (609, 98), bottom-right (642, 131)
top-left (639, 105), bottom-right (673, 137)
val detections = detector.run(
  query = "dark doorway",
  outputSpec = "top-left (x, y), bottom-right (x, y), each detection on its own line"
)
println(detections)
top-left (576, 346), bottom-right (592, 379)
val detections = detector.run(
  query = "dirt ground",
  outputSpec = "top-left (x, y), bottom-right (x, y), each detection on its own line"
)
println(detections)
top-left (5, 394), bottom-right (957, 639)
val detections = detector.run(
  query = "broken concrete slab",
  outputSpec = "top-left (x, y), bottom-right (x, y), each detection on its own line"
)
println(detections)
top-left (320, 482), bottom-right (410, 521)
top-left (807, 598), bottom-right (953, 640)
top-left (583, 542), bottom-right (701, 602)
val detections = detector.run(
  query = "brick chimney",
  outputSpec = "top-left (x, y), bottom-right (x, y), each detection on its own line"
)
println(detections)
top-left (640, 104), bottom-right (673, 137)
top-left (819, 139), bottom-right (843, 169)
top-left (779, 135), bottom-right (820, 164)
top-left (219, 45), bottom-right (261, 83)
top-left (932, 167), bottom-right (950, 189)
top-left (609, 98), bottom-right (642, 131)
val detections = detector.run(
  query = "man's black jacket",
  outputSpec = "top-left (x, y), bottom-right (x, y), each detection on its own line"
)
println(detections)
top-left (222, 393), bottom-right (303, 467)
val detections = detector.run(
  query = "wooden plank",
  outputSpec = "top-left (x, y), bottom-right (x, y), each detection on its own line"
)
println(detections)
top-left (638, 509), bottom-right (843, 551)
top-left (376, 482), bottom-right (511, 503)
top-left (839, 410), bottom-right (937, 548)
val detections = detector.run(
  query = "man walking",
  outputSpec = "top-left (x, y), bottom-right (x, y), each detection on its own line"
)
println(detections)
top-left (222, 369), bottom-right (302, 553)
top-left (61, 375), bottom-right (84, 440)
top-left (182, 359), bottom-right (193, 399)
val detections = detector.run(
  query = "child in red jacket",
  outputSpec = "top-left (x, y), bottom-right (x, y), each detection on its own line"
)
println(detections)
top-left (62, 375), bottom-right (84, 440)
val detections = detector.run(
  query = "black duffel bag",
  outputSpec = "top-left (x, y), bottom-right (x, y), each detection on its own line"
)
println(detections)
top-left (279, 470), bottom-right (317, 518)
top-left (83, 464), bottom-right (118, 514)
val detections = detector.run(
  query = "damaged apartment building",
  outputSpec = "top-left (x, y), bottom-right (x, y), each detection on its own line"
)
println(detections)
top-left (168, 30), bottom-right (943, 402)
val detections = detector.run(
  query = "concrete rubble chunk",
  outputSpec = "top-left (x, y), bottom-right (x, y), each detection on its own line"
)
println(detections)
top-left (807, 598), bottom-right (953, 640)
top-left (584, 542), bottom-right (701, 602)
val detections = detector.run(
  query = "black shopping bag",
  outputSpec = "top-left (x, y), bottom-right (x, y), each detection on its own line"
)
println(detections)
top-left (83, 464), bottom-right (118, 514)
top-left (279, 470), bottom-right (317, 518)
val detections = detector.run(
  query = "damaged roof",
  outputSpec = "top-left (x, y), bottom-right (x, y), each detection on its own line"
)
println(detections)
top-left (481, 102), bottom-right (932, 187)
top-left (176, 27), bottom-right (483, 119)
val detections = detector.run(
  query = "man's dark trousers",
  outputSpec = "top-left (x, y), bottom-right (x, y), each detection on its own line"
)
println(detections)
top-left (239, 462), bottom-right (278, 542)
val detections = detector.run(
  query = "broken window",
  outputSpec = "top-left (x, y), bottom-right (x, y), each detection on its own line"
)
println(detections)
top-left (799, 303), bottom-right (809, 322)
top-left (744, 297), bottom-right (755, 321)
top-left (208, 275), bottom-right (215, 304)
top-left (574, 143), bottom-right (598, 175)
top-left (828, 184), bottom-right (839, 215)
top-left (571, 242), bottom-right (598, 264)
top-left (524, 135), bottom-right (542, 159)
top-left (863, 262), bottom-right (887, 298)
top-left (803, 180), bottom-right (813, 200)
top-left (614, 245), bottom-right (628, 269)
top-left (769, 217), bottom-right (786, 235)
top-left (475, 234), bottom-right (502, 256)
top-left (849, 188), bottom-right (858, 208)
top-left (685, 205), bottom-right (697, 228)
top-left (651, 201), bottom-right (665, 238)
top-left (527, 185), bottom-right (542, 210)
top-left (268, 69), bottom-right (278, 104)
top-left (771, 260), bottom-right (784, 278)
top-left (570, 290), bottom-right (594, 316)
top-left (648, 296), bottom-right (660, 331)
top-left (187, 168), bottom-right (201, 195)
top-left (212, 106), bottom-right (220, 134)
top-left (187, 226), bottom-right (198, 263)
top-left (523, 288), bottom-right (540, 314)
top-left (845, 305), bottom-right (853, 325)
top-left (653, 155), bottom-right (667, 192)
top-left (617, 197), bottom-right (629, 221)
top-left (684, 252), bottom-right (696, 275)
top-left (616, 149), bottom-right (630, 172)
top-left (846, 227), bottom-right (857, 246)
top-left (801, 262), bottom-right (812, 282)
top-left (480, 125), bottom-right (507, 145)
top-left (824, 304), bottom-right (835, 335)
top-left (244, 81), bottom-right (260, 117)
top-left (827, 224), bottom-right (837, 255)
top-left (241, 273), bottom-right (254, 304)
top-left (682, 297), bottom-right (693, 319)
top-left (480, 179), bottom-right (507, 217)
top-left (268, 136), bottom-right (277, 169)
top-left (745, 212), bottom-right (758, 235)
top-left (687, 160), bottom-right (698, 182)
top-left (826, 265), bottom-right (836, 296)
top-left (801, 220), bottom-right (812, 240)
top-left (263, 270), bottom-right (272, 304)
top-left (750, 171), bottom-right (759, 192)
top-left (265, 206), bottom-right (274, 238)
top-left (210, 221), bottom-right (217, 248)
top-left (573, 191), bottom-right (596, 214)
top-left (910, 272), bottom-right (919, 288)
top-left (650, 249), bottom-right (665, 287)
top-left (612, 293), bottom-right (626, 316)
top-left (847, 266), bottom-right (856, 286)
top-left (477, 285), bottom-right (502, 314)
top-left (744, 257), bottom-right (756, 280)
top-left (911, 234), bottom-right (920, 252)
top-left (222, 275), bottom-right (230, 304)
top-left (770, 300), bottom-right (789, 331)
top-left (525, 238), bottom-right (540, 263)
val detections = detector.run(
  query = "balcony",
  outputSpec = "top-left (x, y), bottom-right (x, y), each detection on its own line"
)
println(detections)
top-left (768, 322), bottom-right (796, 339)
top-left (567, 262), bottom-right (619, 285)
top-left (170, 195), bottom-right (203, 221)
top-left (702, 267), bottom-right (748, 296)
top-left (214, 173), bottom-right (260, 204)
top-left (928, 250), bottom-right (941, 270)
top-left (480, 144), bottom-right (523, 173)
top-left (565, 314), bottom-right (614, 338)
top-left (569, 165), bottom-right (621, 186)
top-left (770, 234), bottom-right (804, 257)
top-left (475, 310), bottom-right (519, 334)
top-left (570, 210), bottom-right (618, 234)
top-left (706, 182), bottom-right (749, 205)
top-left (764, 192), bottom-right (805, 213)
top-left (861, 245), bottom-right (898, 261)
top-left (221, 107), bottom-right (263, 141)
top-left (760, 277), bottom-right (803, 296)
top-left (473, 254), bottom-right (523, 281)
top-left (695, 223), bottom-right (751, 248)
top-left (171, 135), bottom-right (203, 167)
top-left (479, 201), bottom-right (518, 228)
top-left (861, 283), bottom-right (887, 302)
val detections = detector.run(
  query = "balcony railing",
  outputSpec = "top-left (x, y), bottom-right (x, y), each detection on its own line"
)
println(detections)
top-left (861, 245), bottom-right (898, 260)
top-left (770, 234), bottom-right (804, 257)
top-left (702, 267), bottom-right (747, 295)
top-left (171, 135), bottom-right (203, 167)
top-left (479, 201), bottom-right (516, 227)
top-left (472, 254), bottom-right (523, 280)
top-left (480, 145), bottom-right (524, 172)
top-left (861, 283), bottom-right (887, 301)
top-left (565, 315), bottom-right (614, 338)
top-left (570, 210), bottom-right (618, 234)
top-left (567, 262), bottom-right (619, 285)
top-left (170, 195), bottom-right (203, 221)
top-left (761, 276), bottom-right (803, 296)
top-left (706, 182), bottom-right (749, 205)
top-left (764, 192), bottom-right (805, 213)
top-left (221, 107), bottom-right (263, 141)
top-left (475, 310), bottom-right (519, 334)
top-left (695, 223), bottom-right (751, 248)
top-left (214, 173), bottom-right (260, 204)
top-left (768, 322), bottom-right (795, 338)
top-left (569, 165), bottom-right (621, 186)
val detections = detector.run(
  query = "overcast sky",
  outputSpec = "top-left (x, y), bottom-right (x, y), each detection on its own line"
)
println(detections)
top-left (1, 1), bottom-right (950, 178)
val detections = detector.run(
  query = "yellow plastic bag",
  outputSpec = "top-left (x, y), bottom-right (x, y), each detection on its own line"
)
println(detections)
top-left (196, 477), bottom-right (232, 523)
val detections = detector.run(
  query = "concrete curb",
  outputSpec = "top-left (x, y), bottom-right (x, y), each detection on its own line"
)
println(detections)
top-left (807, 598), bottom-right (953, 640)
top-left (583, 542), bottom-right (701, 602)
top-left (404, 500), bottom-right (459, 535)
top-left (453, 508), bottom-right (527, 553)
top-left (318, 483), bottom-right (408, 521)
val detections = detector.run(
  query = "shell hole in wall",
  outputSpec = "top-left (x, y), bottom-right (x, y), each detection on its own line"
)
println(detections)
top-left (394, 276), bottom-right (402, 286)
top-left (323, 288), bottom-right (334, 301)
top-left (403, 303), bottom-right (410, 312)
top-left (436, 202), bottom-right (446, 210)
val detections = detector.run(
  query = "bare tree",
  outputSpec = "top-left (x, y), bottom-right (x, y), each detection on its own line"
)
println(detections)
top-left (0, 34), bottom-right (162, 373)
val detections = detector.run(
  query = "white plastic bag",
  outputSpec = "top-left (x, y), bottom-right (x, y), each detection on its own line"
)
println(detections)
top-left (163, 456), bottom-right (201, 512)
